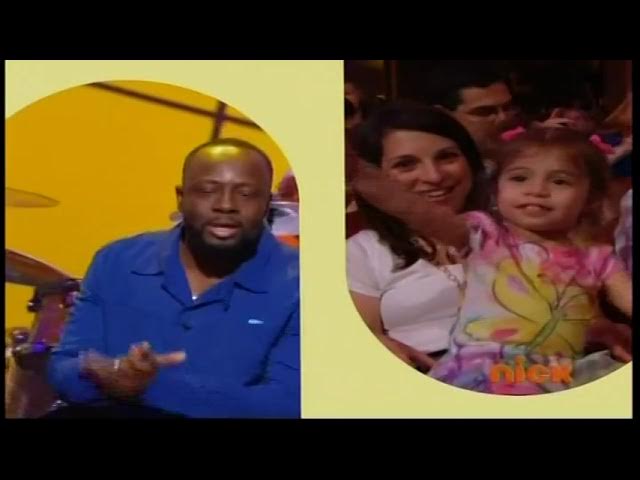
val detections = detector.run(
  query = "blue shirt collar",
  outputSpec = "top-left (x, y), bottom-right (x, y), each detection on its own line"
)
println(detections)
top-left (130, 224), bottom-right (279, 295)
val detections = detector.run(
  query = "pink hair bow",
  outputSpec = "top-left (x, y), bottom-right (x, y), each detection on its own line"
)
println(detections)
top-left (500, 126), bottom-right (526, 141)
top-left (589, 134), bottom-right (615, 155)
top-left (501, 127), bottom-right (616, 155)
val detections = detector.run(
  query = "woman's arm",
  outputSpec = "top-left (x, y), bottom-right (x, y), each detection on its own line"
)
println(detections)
top-left (350, 291), bottom-right (436, 372)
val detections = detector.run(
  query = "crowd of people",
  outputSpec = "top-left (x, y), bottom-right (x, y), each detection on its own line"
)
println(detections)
top-left (346, 60), bottom-right (632, 394)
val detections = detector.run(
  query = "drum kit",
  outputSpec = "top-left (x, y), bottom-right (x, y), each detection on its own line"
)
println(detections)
top-left (5, 188), bottom-right (80, 418)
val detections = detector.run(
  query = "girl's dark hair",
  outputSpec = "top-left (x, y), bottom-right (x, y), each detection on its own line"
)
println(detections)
top-left (489, 127), bottom-right (610, 231)
top-left (352, 100), bottom-right (488, 269)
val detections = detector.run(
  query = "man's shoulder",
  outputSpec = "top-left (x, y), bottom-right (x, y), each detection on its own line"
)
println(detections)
top-left (269, 240), bottom-right (300, 282)
top-left (272, 240), bottom-right (299, 264)
top-left (254, 234), bottom-right (299, 294)
top-left (100, 229), bottom-right (170, 252)
top-left (93, 229), bottom-right (173, 266)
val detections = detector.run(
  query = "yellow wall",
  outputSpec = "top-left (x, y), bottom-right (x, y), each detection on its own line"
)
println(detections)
top-left (5, 81), bottom-right (290, 332)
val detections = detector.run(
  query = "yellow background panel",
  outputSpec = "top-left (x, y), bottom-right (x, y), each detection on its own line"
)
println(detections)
top-left (6, 80), bottom-right (289, 332)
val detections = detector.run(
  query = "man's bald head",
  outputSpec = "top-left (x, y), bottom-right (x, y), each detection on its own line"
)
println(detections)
top-left (182, 138), bottom-right (273, 188)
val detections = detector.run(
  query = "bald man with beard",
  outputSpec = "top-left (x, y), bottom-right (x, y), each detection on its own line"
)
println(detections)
top-left (47, 139), bottom-right (300, 418)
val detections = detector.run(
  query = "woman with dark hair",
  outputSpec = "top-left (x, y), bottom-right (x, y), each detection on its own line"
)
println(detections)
top-left (347, 101), bottom-right (488, 371)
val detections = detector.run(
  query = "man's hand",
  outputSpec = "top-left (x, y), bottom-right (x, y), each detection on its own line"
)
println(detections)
top-left (81, 343), bottom-right (186, 400)
top-left (353, 161), bottom-right (456, 229)
top-left (352, 160), bottom-right (468, 248)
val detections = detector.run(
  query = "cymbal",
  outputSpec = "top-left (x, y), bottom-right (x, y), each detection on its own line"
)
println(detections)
top-left (5, 249), bottom-right (70, 287)
top-left (6, 188), bottom-right (59, 208)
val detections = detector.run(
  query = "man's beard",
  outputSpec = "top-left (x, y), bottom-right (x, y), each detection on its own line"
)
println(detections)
top-left (183, 222), bottom-right (263, 265)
